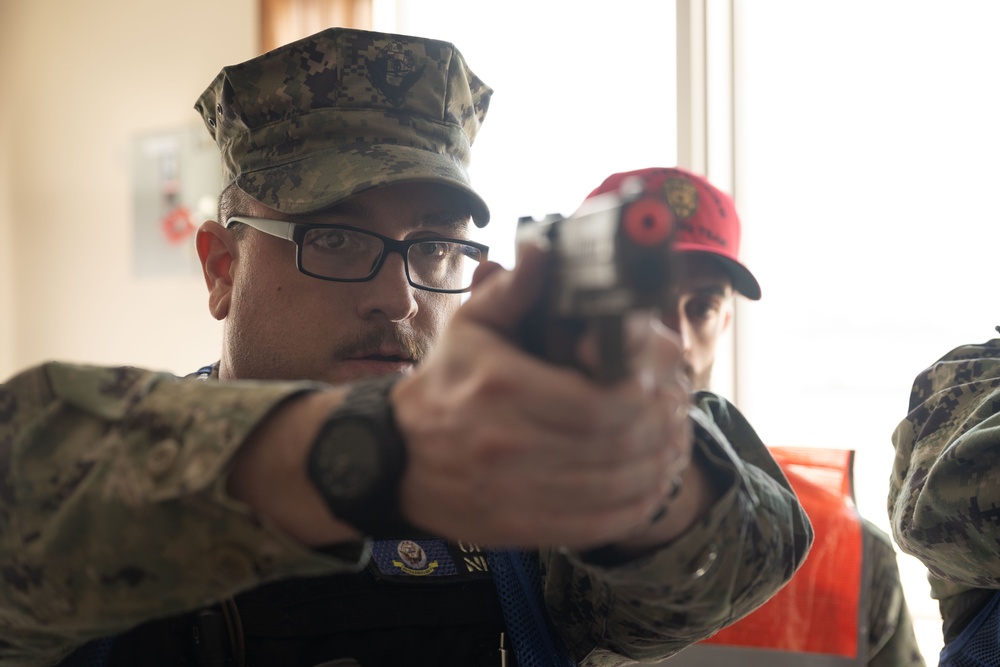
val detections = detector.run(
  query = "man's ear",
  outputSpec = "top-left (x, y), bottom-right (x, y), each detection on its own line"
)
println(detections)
top-left (196, 220), bottom-right (236, 320)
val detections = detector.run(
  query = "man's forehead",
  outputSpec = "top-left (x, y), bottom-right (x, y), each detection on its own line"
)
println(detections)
top-left (243, 182), bottom-right (476, 230)
top-left (676, 254), bottom-right (734, 293)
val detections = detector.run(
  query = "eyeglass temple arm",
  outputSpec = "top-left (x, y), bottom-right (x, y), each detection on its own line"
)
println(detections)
top-left (227, 216), bottom-right (297, 241)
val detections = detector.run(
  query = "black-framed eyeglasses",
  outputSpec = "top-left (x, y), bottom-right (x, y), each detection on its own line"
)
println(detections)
top-left (226, 216), bottom-right (489, 294)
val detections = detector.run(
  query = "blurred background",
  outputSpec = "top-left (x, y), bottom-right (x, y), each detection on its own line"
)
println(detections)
top-left (3, 0), bottom-right (1000, 661)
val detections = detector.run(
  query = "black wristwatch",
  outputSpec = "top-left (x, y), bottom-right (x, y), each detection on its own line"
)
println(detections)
top-left (306, 374), bottom-right (428, 539)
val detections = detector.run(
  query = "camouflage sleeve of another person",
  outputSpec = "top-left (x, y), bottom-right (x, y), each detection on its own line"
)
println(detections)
top-left (0, 362), bottom-right (367, 667)
top-left (889, 339), bottom-right (1000, 596)
top-left (864, 518), bottom-right (927, 667)
top-left (542, 391), bottom-right (814, 666)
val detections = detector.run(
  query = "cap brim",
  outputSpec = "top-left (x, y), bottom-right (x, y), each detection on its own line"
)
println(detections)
top-left (675, 245), bottom-right (761, 300)
top-left (235, 143), bottom-right (491, 227)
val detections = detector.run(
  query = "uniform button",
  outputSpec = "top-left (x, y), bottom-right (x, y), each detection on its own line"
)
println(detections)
top-left (147, 439), bottom-right (180, 477)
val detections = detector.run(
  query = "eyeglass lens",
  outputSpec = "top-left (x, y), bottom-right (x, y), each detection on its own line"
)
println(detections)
top-left (301, 227), bottom-right (483, 290)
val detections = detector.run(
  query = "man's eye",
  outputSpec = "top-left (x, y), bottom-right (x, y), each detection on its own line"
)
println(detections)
top-left (415, 242), bottom-right (449, 258)
top-left (309, 231), bottom-right (351, 250)
top-left (687, 300), bottom-right (717, 320)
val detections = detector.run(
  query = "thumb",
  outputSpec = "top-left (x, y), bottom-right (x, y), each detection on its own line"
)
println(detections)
top-left (458, 243), bottom-right (549, 337)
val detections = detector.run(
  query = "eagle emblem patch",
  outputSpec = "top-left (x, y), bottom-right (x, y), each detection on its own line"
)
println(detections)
top-left (366, 41), bottom-right (426, 107)
top-left (662, 176), bottom-right (699, 219)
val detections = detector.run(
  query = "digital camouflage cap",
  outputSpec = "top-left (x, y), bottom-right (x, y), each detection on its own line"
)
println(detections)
top-left (195, 28), bottom-right (493, 226)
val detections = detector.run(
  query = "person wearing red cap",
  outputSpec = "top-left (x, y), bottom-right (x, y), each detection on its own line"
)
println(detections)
top-left (585, 166), bottom-right (760, 391)
top-left (586, 167), bottom-right (926, 667)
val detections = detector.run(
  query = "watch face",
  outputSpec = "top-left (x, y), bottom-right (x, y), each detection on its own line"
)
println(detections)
top-left (313, 420), bottom-right (381, 500)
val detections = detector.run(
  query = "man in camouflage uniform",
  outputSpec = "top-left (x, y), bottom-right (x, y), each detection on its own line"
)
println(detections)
top-left (890, 335), bottom-right (1000, 665)
top-left (0, 28), bottom-right (812, 667)
top-left (583, 167), bottom-right (925, 667)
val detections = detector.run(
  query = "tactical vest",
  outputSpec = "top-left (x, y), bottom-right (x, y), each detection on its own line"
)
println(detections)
top-left (81, 539), bottom-right (514, 667)
top-left (58, 366), bottom-right (575, 667)
top-left (666, 447), bottom-right (868, 667)
top-left (939, 589), bottom-right (1000, 667)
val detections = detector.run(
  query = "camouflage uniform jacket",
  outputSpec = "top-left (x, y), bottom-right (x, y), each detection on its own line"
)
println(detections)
top-left (890, 338), bottom-right (1000, 644)
top-left (0, 362), bottom-right (813, 667)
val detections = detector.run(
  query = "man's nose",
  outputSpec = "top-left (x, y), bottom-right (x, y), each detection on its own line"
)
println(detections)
top-left (661, 309), bottom-right (692, 352)
top-left (357, 251), bottom-right (418, 322)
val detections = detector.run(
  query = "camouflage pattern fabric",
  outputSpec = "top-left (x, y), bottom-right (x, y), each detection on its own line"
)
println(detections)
top-left (195, 27), bottom-right (493, 225)
top-left (0, 364), bottom-right (811, 666)
top-left (864, 519), bottom-right (927, 667)
top-left (890, 337), bottom-right (1000, 645)
top-left (0, 363), bottom-right (359, 667)
top-left (545, 391), bottom-right (813, 665)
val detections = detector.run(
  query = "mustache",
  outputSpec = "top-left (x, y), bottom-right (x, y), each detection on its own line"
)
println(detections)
top-left (333, 326), bottom-right (430, 364)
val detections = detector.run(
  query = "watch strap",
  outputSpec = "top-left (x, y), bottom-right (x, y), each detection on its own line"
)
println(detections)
top-left (307, 374), bottom-right (431, 540)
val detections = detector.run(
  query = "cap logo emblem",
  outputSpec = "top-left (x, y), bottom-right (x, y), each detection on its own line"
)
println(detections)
top-left (366, 41), bottom-right (426, 107)
top-left (661, 177), bottom-right (699, 219)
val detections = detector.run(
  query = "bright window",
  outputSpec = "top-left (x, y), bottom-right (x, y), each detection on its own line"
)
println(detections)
top-left (380, 0), bottom-right (992, 660)
top-left (377, 0), bottom-right (678, 268)
top-left (735, 1), bottom-right (1000, 660)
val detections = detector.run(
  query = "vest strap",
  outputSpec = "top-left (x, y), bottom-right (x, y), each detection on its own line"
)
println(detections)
top-left (939, 589), bottom-right (1000, 667)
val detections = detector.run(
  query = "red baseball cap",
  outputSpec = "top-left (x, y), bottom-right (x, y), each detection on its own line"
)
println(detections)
top-left (585, 167), bottom-right (761, 300)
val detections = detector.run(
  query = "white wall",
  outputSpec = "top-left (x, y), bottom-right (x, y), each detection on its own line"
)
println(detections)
top-left (0, 0), bottom-right (259, 380)
top-left (0, 3), bottom-right (17, 378)
top-left (0, 2), bottom-right (24, 377)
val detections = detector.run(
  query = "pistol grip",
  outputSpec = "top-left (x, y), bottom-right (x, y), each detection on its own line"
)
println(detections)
top-left (592, 315), bottom-right (628, 384)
